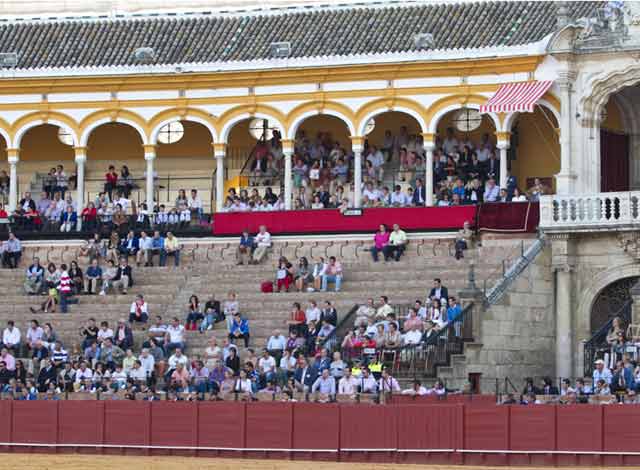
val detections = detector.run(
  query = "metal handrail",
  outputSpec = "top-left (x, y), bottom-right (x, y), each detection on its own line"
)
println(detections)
top-left (319, 304), bottom-right (359, 352)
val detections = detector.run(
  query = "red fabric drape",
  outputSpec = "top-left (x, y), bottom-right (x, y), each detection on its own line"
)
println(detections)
top-left (600, 130), bottom-right (629, 192)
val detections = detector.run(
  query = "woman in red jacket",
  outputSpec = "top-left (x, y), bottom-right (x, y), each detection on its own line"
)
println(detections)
top-left (104, 165), bottom-right (118, 200)
top-left (81, 202), bottom-right (98, 232)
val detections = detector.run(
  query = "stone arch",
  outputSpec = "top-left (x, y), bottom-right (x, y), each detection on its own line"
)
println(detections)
top-left (426, 94), bottom-right (500, 134)
top-left (0, 118), bottom-right (11, 148)
top-left (79, 109), bottom-right (149, 147)
top-left (577, 262), bottom-right (640, 339)
top-left (580, 64), bottom-right (640, 125)
top-left (286, 101), bottom-right (356, 139)
top-left (11, 111), bottom-right (80, 148)
top-left (355, 97), bottom-right (427, 136)
top-left (148, 107), bottom-right (218, 144)
top-left (217, 104), bottom-right (286, 143)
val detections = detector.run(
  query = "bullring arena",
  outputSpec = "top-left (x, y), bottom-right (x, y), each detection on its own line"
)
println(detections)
top-left (3, 0), bottom-right (640, 468)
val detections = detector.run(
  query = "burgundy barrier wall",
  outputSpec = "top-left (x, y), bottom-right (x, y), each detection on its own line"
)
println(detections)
top-left (477, 201), bottom-right (539, 233)
top-left (212, 206), bottom-right (478, 236)
top-left (1, 402), bottom-right (639, 466)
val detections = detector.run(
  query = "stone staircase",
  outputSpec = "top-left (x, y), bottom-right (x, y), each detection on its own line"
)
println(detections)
top-left (0, 235), bottom-right (517, 367)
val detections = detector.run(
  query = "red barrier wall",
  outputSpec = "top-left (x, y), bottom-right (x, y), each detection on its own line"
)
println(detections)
top-left (1, 401), bottom-right (639, 466)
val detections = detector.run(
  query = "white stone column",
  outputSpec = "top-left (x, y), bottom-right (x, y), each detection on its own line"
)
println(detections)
top-left (556, 71), bottom-right (577, 194)
top-left (7, 149), bottom-right (19, 213)
top-left (214, 143), bottom-right (225, 213)
top-left (552, 235), bottom-right (574, 379)
top-left (143, 145), bottom-right (156, 210)
top-left (281, 139), bottom-right (294, 210)
top-left (351, 137), bottom-right (363, 208)
top-left (423, 138), bottom-right (435, 206)
top-left (497, 141), bottom-right (509, 190)
top-left (74, 147), bottom-right (87, 231)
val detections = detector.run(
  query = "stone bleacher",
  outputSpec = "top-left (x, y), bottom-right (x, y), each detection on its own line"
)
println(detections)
top-left (1, 236), bottom-right (503, 366)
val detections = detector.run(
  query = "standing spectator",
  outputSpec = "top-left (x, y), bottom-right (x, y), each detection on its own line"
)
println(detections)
top-left (104, 165), bottom-right (118, 200)
top-left (370, 224), bottom-right (390, 262)
top-left (55, 165), bottom-right (68, 198)
top-left (236, 230), bottom-right (254, 266)
top-left (321, 256), bottom-right (343, 292)
top-left (384, 224), bottom-right (407, 262)
top-left (188, 189), bottom-right (203, 221)
top-left (1, 321), bottom-right (21, 355)
top-left (129, 294), bottom-right (149, 324)
top-left (24, 257), bottom-right (45, 295)
top-left (2, 232), bottom-right (21, 269)
top-left (229, 313), bottom-right (250, 348)
top-left (58, 264), bottom-right (73, 313)
top-left (161, 232), bottom-right (181, 267)
top-left (84, 258), bottom-right (102, 294)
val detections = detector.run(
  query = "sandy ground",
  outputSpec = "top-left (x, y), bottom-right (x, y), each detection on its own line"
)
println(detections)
top-left (1, 454), bottom-right (637, 470)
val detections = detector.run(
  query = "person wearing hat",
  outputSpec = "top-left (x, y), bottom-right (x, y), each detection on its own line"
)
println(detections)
top-left (593, 359), bottom-right (612, 385)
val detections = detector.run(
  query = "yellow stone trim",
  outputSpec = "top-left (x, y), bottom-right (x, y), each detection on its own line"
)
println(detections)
top-left (216, 103), bottom-right (287, 137)
top-left (421, 133), bottom-right (436, 145)
top-left (494, 131), bottom-right (512, 140)
top-left (73, 146), bottom-right (88, 156)
top-left (350, 136), bottom-right (364, 147)
top-left (6, 148), bottom-right (19, 158)
top-left (142, 144), bottom-right (156, 154)
top-left (10, 110), bottom-right (81, 139)
top-left (284, 100), bottom-right (356, 134)
top-left (0, 56), bottom-right (544, 95)
top-left (213, 143), bottom-right (227, 154)
top-left (424, 93), bottom-right (491, 124)
top-left (354, 96), bottom-right (427, 127)
top-left (148, 107), bottom-right (218, 135)
top-left (78, 108), bottom-right (150, 141)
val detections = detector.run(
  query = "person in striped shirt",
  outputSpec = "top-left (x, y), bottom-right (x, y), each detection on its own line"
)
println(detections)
top-left (58, 264), bottom-right (72, 313)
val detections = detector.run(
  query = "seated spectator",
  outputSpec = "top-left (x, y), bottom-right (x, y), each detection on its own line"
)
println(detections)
top-left (97, 338), bottom-right (124, 369)
top-left (26, 319), bottom-right (44, 350)
top-left (97, 321), bottom-right (114, 345)
top-left (79, 318), bottom-right (99, 351)
top-left (390, 185), bottom-right (411, 207)
top-left (376, 296), bottom-right (393, 320)
top-left (84, 258), bottom-right (102, 294)
top-left (1, 321), bottom-right (20, 355)
top-left (311, 368), bottom-right (336, 401)
top-left (358, 367), bottom-right (378, 394)
top-left (355, 298), bottom-right (376, 328)
top-left (593, 359), bottom-right (613, 385)
top-left (81, 202), bottom-right (98, 231)
top-left (60, 205), bottom-right (77, 232)
top-left (454, 220), bottom-right (473, 260)
top-left (24, 257), bottom-right (45, 295)
top-left (112, 258), bottom-right (133, 295)
top-left (321, 256), bottom-right (343, 292)
top-left (378, 368), bottom-right (401, 394)
top-left (310, 257), bottom-right (327, 292)
top-left (119, 231), bottom-right (139, 260)
top-left (294, 257), bottom-right (313, 292)
top-left (402, 380), bottom-right (428, 395)
top-left (321, 300), bottom-right (338, 326)
top-left (161, 232), bottom-right (181, 267)
top-left (99, 260), bottom-right (118, 295)
top-left (384, 322), bottom-right (402, 349)
top-left (266, 330), bottom-right (286, 359)
top-left (483, 178), bottom-right (500, 202)
top-left (236, 230), bottom-right (254, 266)
top-left (147, 231), bottom-right (164, 266)
top-left (370, 224), bottom-right (390, 262)
top-left (165, 317), bottom-right (186, 354)
top-left (2, 232), bottom-right (21, 269)
top-left (200, 294), bottom-right (223, 332)
top-left (188, 189), bottom-right (203, 221)
top-left (404, 308), bottom-right (423, 332)
top-left (257, 349), bottom-right (277, 387)
top-left (318, 319), bottom-right (335, 343)
top-left (384, 224), bottom-right (407, 262)
top-left (228, 313), bottom-right (250, 348)
top-left (185, 295), bottom-right (203, 331)
top-left (136, 231), bottom-right (153, 267)
top-left (129, 294), bottom-right (149, 325)
top-left (275, 256), bottom-right (294, 293)
top-left (68, 261), bottom-right (83, 295)
top-left (114, 319), bottom-right (134, 350)
top-left (251, 225), bottom-right (271, 264)
top-left (429, 278), bottom-right (449, 303)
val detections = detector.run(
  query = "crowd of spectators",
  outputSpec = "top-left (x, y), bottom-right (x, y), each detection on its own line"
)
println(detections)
top-left (222, 126), bottom-right (549, 213)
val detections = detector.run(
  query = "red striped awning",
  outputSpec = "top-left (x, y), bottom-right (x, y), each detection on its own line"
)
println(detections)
top-left (479, 80), bottom-right (553, 114)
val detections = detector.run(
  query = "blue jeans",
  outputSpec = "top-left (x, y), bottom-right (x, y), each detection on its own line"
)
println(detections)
top-left (160, 249), bottom-right (180, 267)
top-left (59, 292), bottom-right (69, 313)
top-left (166, 341), bottom-right (185, 354)
top-left (200, 313), bottom-right (214, 332)
top-left (321, 274), bottom-right (342, 292)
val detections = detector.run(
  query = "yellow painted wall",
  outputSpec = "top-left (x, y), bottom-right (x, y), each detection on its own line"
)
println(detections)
top-left (87, 122), bottom-right (143, 161)
top-left (601, 99), bottom-right (625, 133)
top-left (20, 124), bottom-right (74, 162)
top-left (227, 119), bottom-right (256, 171)
top-left (366, 112), bottom-right (421, 147)
top-left (156, 121), bottom-right (214, 159)
top-left (297, 115), bottom-right (351, 149)
top-left (510, 107), bottom-right (560, 191)
top-left (436, 112), bottom-right (496, 145)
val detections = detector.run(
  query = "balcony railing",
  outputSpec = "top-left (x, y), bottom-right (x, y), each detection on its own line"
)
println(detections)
top-left (540, 191), bottom-right (640, 231)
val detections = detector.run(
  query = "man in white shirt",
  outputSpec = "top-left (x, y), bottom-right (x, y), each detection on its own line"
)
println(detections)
top-left (358, 368), bottom-right (377, 394)
top-left (390, 185), bottom-right (410, 207)
top-left (188, 189), bottom-right (203, 221)
top-left (366, 145), bottom-right (385, 171)
top-left (403, 325), bottom-right (423, 345)
top-left (442, 127), bottom-right (459, 156)
top-left (136, 231), bottom-right (153, 266)
top-left (129, 360), bottom-right (148, 382)
top-left (338, 367), bottom-right (359, 395)
top-left (251, 225), bottom-right (272, 264)
top-left (402, 380), bottom-right (428, 395)
top-left (129, 294), bottom-right (149, 324)
top-left (483, 178), bottom-right (500, 202)
top-left (168, 348), bottom-right (189, 371)
top-left (311, 368), bottom-right (336, 399)
top-left (376, 296), bottom-right (393, 320)
top-left (266, 330), bottom-right (286, 354)
top-left (306, 300), bottom-right (321, 326)
top-left (362, 182), bottom-right (380, 203)
top-left (355, 298), bottom-right (376, 327)
top-left (592, 359), bottom-right (613, 385)
top-left (2, 321), bottom-right (21, 354)
top-left (74, 361), bottom-right (93, 383)
top-left (258, 349), bottom-right (277, 384)
top-left (164, 317), bottom-right (186, 354)
top-left (138, 348), bottom-right (155, 379)
top-left (378, 368), bottom-right (401, 394)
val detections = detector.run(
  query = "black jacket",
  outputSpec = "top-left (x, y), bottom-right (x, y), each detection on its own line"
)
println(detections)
top-left (113, 265), bottom-right (133, 287)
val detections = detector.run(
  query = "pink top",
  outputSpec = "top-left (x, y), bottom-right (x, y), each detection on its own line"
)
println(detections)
top-left (374, 232), bottom-right (390, 250)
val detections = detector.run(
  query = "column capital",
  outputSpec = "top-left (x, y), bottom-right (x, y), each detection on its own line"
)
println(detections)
top-left (421, 132), bottom-right (436, 146)
top-left (350, 135), bottom-right (364, 150)
top-left (213, 142), bottom-right (226, 158)
top-left (494, 131), bottom-right (511, 141)
top-left (6, 148), bottom-right (19, 160)
top-left (143, 144), bottom-right (156, 155)
top-left (73, 146), bottom-right (87, 161)
top-left (281, 139), bottom-right (294, 154)
top-left (496, 141), bottom-right (510, 150)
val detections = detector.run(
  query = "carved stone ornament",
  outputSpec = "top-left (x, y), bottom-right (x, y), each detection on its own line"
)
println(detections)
top-left (617, 232), bottom-right (640, 261)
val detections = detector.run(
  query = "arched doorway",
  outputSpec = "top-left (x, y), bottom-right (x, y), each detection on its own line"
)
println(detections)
top-left (600, 89), bottom-right (637, 192)
top-left (590, 276), bottom-right (638, 335)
